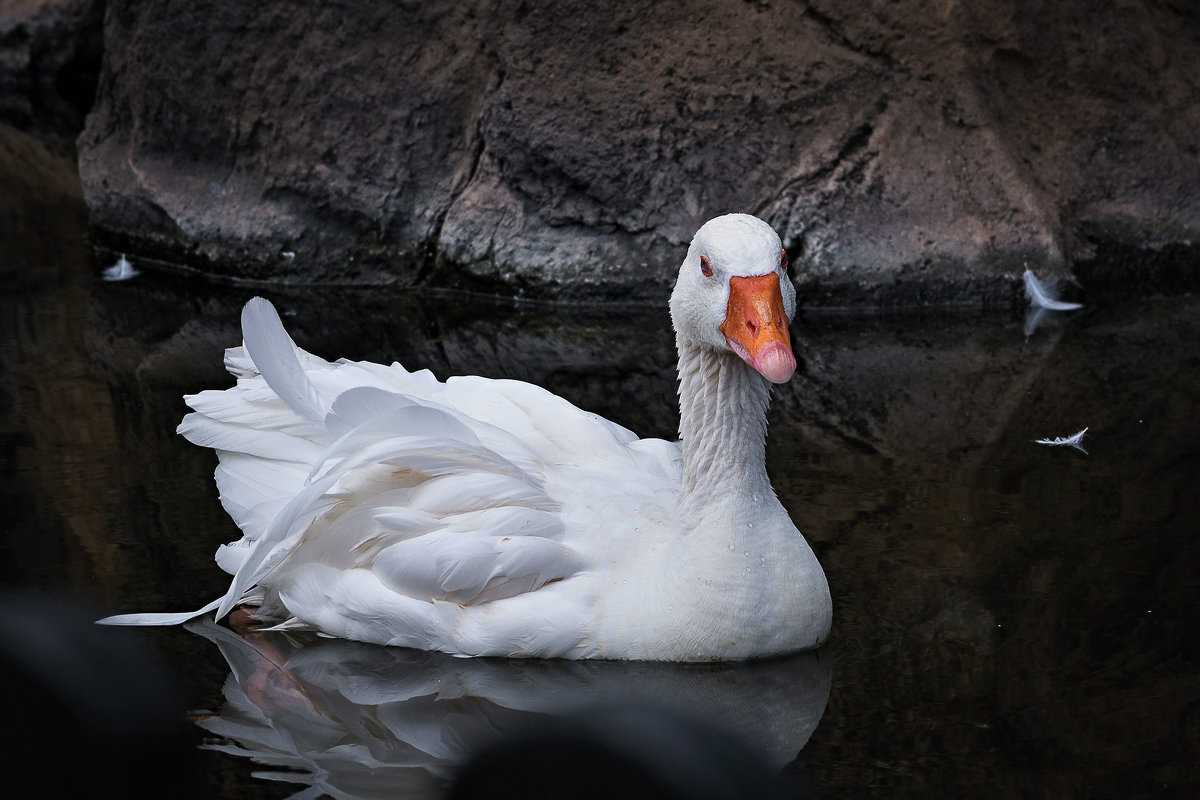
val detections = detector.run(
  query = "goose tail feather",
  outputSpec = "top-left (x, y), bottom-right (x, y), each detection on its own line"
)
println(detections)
top-left (97, 597), bottom-right (223, 626)
top-left (241, 297), bottom-right (325, 421)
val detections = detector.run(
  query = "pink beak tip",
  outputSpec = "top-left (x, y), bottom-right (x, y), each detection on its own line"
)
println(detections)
top-left (754, 342), bottom-right (797, 384)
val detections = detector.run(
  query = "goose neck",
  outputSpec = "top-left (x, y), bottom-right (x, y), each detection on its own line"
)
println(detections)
top-left (675, 338), bottom-right (773, 517)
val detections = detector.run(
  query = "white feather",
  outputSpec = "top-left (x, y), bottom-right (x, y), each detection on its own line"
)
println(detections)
top-left (102, 253), bottom-right (139, 281)
top-left (1023, 268), bottom-right (1083, 311)
top-left (1035, 426), bottom-right (1089, 453)
top-left (240, 297), bottom-right (326, 421)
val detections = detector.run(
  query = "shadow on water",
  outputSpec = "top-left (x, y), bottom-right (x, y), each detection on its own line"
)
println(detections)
top-left (3, 127), bottom-right (1199, 797)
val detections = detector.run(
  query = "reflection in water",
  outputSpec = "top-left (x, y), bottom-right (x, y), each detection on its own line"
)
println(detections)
top-left (186, 617), bottom-right (830, 798)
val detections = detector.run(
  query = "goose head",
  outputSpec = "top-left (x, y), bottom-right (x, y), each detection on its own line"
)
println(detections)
top-left (670, 214), bottom-right (798, 383)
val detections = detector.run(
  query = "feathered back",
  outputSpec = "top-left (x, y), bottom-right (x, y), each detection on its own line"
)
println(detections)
top-left (107, 297), bottom-right (680, 657)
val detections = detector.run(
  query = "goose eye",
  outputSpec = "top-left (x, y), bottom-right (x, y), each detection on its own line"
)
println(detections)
top-left (700, 255), bottom-right (713, 278)
top-left (780, 249), bottom-right (789, 272)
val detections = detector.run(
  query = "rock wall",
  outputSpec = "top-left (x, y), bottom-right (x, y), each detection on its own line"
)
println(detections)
top-left (74, 0), bottom-right (1200, 303)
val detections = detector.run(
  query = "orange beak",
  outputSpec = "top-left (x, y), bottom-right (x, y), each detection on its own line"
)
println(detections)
top-left (719, 274), bottom-right (796, 384)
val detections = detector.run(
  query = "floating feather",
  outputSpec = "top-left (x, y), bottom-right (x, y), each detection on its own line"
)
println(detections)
top-left (101, 253), bottom-right (139, 281)
top-left (1035, 427), bottom-right (1089, 454)
top-left (1023, 268), bottom-right (1082, 311)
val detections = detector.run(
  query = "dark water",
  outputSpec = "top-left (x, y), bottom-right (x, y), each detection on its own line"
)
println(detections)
top-left (3, 129), bottom-right (1199, 798)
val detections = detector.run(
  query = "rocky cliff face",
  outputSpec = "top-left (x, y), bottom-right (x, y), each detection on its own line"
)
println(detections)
top-left (72, 0), bottom-right (1200, 304)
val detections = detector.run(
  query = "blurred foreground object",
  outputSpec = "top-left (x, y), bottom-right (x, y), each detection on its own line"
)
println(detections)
top-left (0, 591), bottom-right (194, 796)
top-left (448, 702), bottom-right (798, 800)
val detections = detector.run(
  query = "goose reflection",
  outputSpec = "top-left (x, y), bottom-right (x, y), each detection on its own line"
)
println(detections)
top-left (185, 616), bottom-right (831, 799)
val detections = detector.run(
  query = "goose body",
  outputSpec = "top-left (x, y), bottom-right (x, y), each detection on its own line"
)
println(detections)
top-left (102, 214), bottom-right (832, 661)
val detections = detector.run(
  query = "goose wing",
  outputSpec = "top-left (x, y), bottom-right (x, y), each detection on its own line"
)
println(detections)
top-left (102, 298), bottom-right (680, 657)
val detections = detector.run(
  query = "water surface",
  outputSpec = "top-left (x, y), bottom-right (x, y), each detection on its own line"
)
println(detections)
top-left (3, 131), bottom-right (1198, 798)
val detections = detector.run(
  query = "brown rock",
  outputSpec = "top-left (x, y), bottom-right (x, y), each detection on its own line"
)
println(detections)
top-left (75, 0), bottom-right (1200, 303)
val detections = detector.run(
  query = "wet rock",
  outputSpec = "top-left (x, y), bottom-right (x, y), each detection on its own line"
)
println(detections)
top-left (76, 1), bottom-right (1200, 303)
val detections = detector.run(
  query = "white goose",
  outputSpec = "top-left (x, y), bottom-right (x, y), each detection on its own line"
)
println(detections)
top-left (102, 213), bottom-right (832, 661)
